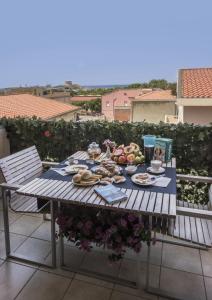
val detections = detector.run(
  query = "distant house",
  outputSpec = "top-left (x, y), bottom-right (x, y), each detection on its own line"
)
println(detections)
top-left (177, 68), bottom-right (212, 125)
top-left (0, 94), bottom-right (80, 121)
top-left (131, 90), bottom-right (176, 123)
top-left (102, 89), bottom-right (145, 121)
top-left (70, 96), bottom-right (99, 102)
top-left (44, 94), bottom-right (99, 104)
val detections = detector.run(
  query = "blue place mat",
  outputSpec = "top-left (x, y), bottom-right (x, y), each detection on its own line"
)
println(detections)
top-left (40, 160), bottom-right (176, 195)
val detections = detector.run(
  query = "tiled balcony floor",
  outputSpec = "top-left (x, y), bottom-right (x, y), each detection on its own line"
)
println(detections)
top-left (0, 202), bottom-right (212, 300)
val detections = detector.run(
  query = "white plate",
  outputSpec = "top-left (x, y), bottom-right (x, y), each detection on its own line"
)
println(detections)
top-left (91, 166), bottom-right (122, 173)
top-left (114, 177), bottom-right (126, 184)
top-left (72, 179), bottom-right (100, 186)
top-left (65, 164), bottom-right (88, 174)
top-left (131, 173), bottom-right (156, 186)
top-left (147, 167), bottom-right (165, 174)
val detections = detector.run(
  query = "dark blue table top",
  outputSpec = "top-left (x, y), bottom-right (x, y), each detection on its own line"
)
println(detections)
top-left (40, 160), bottom-right (176, 195)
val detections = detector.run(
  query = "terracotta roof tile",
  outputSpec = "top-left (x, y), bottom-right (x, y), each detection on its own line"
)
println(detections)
top-left (0, 94), bottom-right (79, 120)
top-left (133, 90), bottom-right (176, 101)
top-left (180, 68), bottom-right (212, 98)
top-left (70, 96), bottom-right (98, 102)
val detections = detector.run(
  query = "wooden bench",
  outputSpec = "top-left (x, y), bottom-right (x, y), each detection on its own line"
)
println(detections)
top-left (0, 145), bottom-right (58, 212)
top-left (168, 175), bottom-right (212, 248)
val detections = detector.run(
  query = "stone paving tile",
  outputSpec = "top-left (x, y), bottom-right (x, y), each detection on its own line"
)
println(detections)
top-left (14, 237), bottom-right (51, 263)
top-left (30, 220), bottom-right (59, 241)
top-left (0, 261), bottom-right (35, 300)
top-left (63, 279), bottom-right (112, 300)
top-left (0, 231), bottom-right (27, 259)
top-left (9, 215), bottom-right (43, 236)
top-left (111, 290), bottom-right (146, 300)
top-left (39, 244), bottom-right (75, 278)
top-left (115, 262), bottom-right (160, 300)
top-left (160, 267), bottom-right (206, 300)
top-left (81, 250), bottom-right (121, 278)
top-left (16, 270), bottom-right (71, 300)
top-left (0, 210), bottom-right (22, 230)
top-left (74, 273), bottom-right (114, 289)
top-left (200, 249), bottom-right (212, 277)
top-left (204, 276), bottom-right (212, 300)
top-left (162, 243), bottom-right (202, 275)
top-left (30, 221), bottom-right (52, 241)
top-left (124, 242), bottom-right (162, 266)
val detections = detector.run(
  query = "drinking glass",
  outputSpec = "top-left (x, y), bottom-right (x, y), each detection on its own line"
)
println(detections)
top-left (142, 135), bottom-right (156, 164)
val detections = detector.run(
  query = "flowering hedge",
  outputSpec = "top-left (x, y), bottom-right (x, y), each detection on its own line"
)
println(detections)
top-left (0, 117), bottom-right (211, 204)
top-left (57, 205), bottom-right (151, 261)
top-left (0, 117), bottom-right (211, 174)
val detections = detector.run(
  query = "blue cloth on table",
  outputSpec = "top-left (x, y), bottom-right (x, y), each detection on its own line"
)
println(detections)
top-left (40, 160), bottom-right (176, 195)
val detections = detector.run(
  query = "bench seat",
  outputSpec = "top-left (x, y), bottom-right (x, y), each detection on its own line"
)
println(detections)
top-left (168, 200), bottom-right (212, 247)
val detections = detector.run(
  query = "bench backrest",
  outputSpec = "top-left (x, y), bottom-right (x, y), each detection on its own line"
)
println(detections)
top-left (0, 146), bottom-right (42, 185)
top-left (209, 184), bottom-right (212, 210)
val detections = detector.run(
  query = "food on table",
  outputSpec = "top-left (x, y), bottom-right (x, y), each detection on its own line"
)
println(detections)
top-left (136, 173), bottom-right (149, 180)
top-left (100, 177), bottom-right (114, 185)
top-left (111, 143), bottom-right (144, 165)
top-left (64, 164), bottom-right (88, 174)
top-left (72, 174), bottom-right (81, 183)
top-left (134, 173), bottom-right (150, 183)
top-left (72, 170), bottom-right (102, 185)
top-left (113, 175), bottom-right (126, 184)
top-left (125, 165), bottom-right (137, 175)
top-left (80, 170), bottom-right (92, 180)
top-left (87, 142), bottom-right (101, 159)
top-left (93, 159), bottom-right (121, 177)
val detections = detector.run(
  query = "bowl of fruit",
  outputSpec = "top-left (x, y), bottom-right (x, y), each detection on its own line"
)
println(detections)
top-left (111, 143), bottom-right (145, 165)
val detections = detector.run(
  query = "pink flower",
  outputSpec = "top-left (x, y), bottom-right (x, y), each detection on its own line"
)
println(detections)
top-left (115, 235), bottom-right (122, 243)
top-left (110, 225), bottom-right (118, 233)
top-left (120, 218), bottom-right (127, 228)
top-left (127, 237), bottom-right (133, 245)
top-left (127, 214), bottom-right (136, 223)
top-left (43, 130), bottom-right (51, 137)
top-left (77, 221), bottom-right (83, 229)
top-left (84, 220), bottom-right (93, 230)
top-left (80, 240), bottom-right (91, 251)
top-left (133, 243), bottom-right (141, 253)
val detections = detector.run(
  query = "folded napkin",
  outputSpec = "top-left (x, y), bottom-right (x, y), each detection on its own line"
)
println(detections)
top-left (154, 177), bottom-right (171, 188)
top-left (51, 168), bottom-right (68, 176)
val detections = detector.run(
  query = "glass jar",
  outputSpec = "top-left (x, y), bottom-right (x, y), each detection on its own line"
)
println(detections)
top-left (87, 142), bottom-right (101, 162)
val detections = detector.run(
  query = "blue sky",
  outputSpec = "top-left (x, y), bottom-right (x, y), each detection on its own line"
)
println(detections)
top-left (1, 0), bottom-right (212, 88)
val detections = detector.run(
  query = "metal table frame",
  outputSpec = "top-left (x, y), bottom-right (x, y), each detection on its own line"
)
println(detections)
top-left (14, 151), bottom-right (178, 298)
top-left (1, 185), bottom-right (57, 269)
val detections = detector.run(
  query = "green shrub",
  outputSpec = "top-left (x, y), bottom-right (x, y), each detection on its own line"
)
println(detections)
top-left (0, 117), bottom-right (211, 204)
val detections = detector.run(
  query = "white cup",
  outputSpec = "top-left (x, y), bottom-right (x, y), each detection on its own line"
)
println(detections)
top-left (125, 165), bottom-right (137, 175)
top-left (151, 160), bottom-right (162, 171)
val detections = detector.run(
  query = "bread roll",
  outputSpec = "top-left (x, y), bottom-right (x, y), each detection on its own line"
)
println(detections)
top-left (81, 170), bottom-right (92, 180)
top-left (73, 174), bottom-right (81, 183)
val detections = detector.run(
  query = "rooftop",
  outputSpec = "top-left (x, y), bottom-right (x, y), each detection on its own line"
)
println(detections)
top-left (132, 89), bottom-right (176, 101)
top-left (179, 67), bottom-right (212, 98)
top-left (0, 94), bottom-right (79, 120)
top-left (70, 96), bottom-right (99, 102)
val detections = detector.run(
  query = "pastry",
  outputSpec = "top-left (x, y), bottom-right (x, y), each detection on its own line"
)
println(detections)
top-left (80, 170), bottom-right (92, 180)
top-left (72, 174), bottom-right (82, 183)
top-left (113, 175), bottom-right (126, 183)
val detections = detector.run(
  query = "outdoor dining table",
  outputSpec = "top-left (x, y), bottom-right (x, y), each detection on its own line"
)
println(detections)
top-left (17, 150), bottom-right (177, 297)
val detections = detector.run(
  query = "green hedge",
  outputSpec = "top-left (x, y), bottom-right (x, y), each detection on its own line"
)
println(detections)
top-left (1, 117), bottom-right (211, 173)
top-left (0, 117), bottom-right (211, 204)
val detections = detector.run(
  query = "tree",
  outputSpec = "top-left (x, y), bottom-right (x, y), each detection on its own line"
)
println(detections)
top-left (127, 83), bottom-right (143, 89)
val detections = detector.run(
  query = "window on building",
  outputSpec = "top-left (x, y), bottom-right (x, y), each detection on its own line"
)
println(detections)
top-left (106, 101), bottom-right (110, 107)
top-left (124, 101), bottom-right (128, 106)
